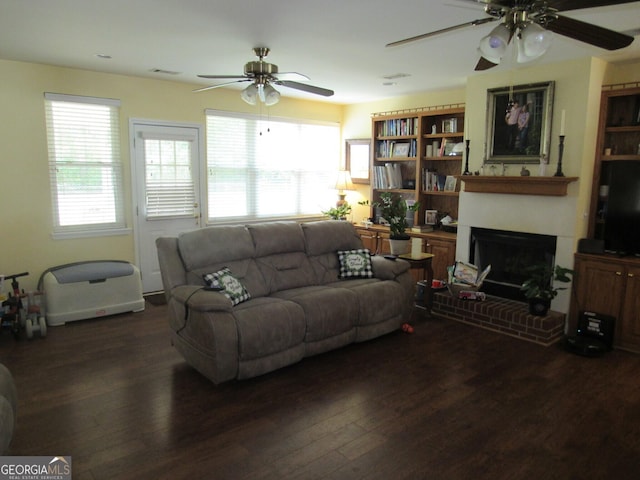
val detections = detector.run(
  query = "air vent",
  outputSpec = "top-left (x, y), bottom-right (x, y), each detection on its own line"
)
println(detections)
top-left (149, 68), bottom-right (181, 75)
top-left (382, 73), bottom-right (411, 80)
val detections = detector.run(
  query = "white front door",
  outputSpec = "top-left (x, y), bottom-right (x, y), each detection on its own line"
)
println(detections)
top-left (131, 121), bottom-right (204, 293)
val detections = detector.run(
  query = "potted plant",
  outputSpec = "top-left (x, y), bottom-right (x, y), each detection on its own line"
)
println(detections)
top-left (374, 192), bottom-right (419, 254)
top-left (322, 202), bottom-right (352, 220)
top-left (520, 263), bottom-right (574, 316)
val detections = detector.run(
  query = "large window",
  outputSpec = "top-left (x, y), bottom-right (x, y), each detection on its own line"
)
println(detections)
top-left (45, 93), bottom-right (125, 237)
top-left (205, 110), bottom-right (339, 222)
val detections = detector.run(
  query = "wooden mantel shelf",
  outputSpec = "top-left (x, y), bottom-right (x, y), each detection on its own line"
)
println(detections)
top-left (459, 175), bottom-right (579, 196)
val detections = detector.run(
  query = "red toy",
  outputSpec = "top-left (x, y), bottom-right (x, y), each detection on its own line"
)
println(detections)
top-left (401, 323), bottom-right (414, 334)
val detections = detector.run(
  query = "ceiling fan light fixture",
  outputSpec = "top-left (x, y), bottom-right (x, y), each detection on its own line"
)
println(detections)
top-left (478, 23), bottom-right (510, 62)
top-left (262, 83), bottom-right (280, 106)
top-left (240, 83), bottom-right (259, 105)
top-left (518, 22), bottom-right (553, 62)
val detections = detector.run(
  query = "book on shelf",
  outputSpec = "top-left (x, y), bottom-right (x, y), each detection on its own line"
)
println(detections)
top-left (377, 138), bottom-right (417, 158)
top-left (373, 163), bottom-right (403, 189)
top-left (422, 168), bottom-right (449, 192)
top-left (411, 225), bottom-right (434, 233)
top-left (377, 117), bottom-right (418, 137)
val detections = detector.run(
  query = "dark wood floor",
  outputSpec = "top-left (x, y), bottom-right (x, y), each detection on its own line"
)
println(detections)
top-left (2, 301), bottom-right (640, 479)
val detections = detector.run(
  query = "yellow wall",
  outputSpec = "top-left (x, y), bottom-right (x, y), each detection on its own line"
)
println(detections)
top-left (2, 55), bottom-right (639, 292)
top-left (603, 58), bottom-right (640, 85)
top-left (0, 59), bottom-right (342, 291)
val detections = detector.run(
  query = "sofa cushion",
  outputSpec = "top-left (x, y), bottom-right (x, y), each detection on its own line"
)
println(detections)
top-left (249, 222), bottom-right (317, 293)
top-left (179, 225), bottom-right (255, 268)
top-left (203, 268), bottom-right (251, 306)
top-left (337, 249), bottom-right (373, 279)
top-left (329, 279), bottom-right (407, 326)
top-left (273, 286), bottom-right (358, 342)
top-left (178, 226), bottom-right (269, 298)
top-left (248, 221), bottom-right (306, 256)
top-left (233, 297), bottom-right (306, 360)
top-left (302, 221), bottom-right (363, 256)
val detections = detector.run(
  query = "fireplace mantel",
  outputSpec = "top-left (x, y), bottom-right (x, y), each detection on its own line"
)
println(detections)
top-left (459, 175), bottom-right (578, 196)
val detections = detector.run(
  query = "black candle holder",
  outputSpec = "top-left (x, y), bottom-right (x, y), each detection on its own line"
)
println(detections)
top-left (554, 135), bottom-right (565, 177)
top-left (463, 139), bottom-right (472, 175)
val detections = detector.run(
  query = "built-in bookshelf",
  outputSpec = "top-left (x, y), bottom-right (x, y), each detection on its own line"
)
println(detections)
top-left (370, 104), bottom-right (465, 227)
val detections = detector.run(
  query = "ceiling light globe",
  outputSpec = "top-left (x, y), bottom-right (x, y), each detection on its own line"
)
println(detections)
top-left (240, 83), bottom-right (259, 105)
top-left (263, 84), bottom-right (281, 106)
top-left (479, 24), bottom-right (510, 61)
top-left (522, 23), bottom-right (553, 58)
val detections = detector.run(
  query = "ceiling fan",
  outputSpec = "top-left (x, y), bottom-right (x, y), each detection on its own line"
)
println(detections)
top-left (386, 0), bottom-right (636, 71)
top-left (194, 47), bottom-right (334, 105)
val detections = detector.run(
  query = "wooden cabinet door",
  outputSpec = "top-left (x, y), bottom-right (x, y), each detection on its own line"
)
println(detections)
top-left (378, 232), bottom-right (391, 255)
top-left (426, 237), bottom-right (454, 281)
top-left (618, 265), bottom-right (640, 352)
top-left (356, 228), bottom-right (378, 253)
top-left (573, 257), bottom-right (625, 319)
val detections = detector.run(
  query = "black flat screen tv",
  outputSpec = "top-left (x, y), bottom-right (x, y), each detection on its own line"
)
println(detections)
top-left (603, 161), bottom-right (640, 257)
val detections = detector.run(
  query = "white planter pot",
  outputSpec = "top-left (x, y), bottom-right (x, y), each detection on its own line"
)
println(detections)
top-left (389, 238), bottom-right (410, 255)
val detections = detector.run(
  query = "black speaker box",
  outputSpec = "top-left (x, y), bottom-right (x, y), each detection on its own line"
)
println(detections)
top-left (577, 238), bottom-right (604, 254)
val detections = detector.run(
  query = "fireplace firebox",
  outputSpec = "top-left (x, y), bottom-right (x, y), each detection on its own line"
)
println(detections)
top-left (470, 227), bottom-right (557, 302)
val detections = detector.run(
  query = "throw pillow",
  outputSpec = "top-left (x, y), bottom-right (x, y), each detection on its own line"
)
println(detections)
top-left (337, 249), bottom-right (373, 279)
top-left (203, 267), bottom-right (251, 306)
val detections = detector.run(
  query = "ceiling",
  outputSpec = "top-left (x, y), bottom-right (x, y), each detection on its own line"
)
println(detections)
top-left (1, 0), bottom-right (639, 104)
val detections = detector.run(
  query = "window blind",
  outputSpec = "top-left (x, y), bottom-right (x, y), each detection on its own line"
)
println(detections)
top-left (142, 137), bottom-right (195, 219)
top-left (44, 93), bottom-right (125, 236)
top-left (205, 110), bottom-right (339, 222)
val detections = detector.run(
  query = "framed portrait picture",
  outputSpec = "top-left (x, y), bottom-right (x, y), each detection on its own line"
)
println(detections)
top-left (425, 210), bottom-right (438, 225)
top-left (485, 81), bottom-right (554, 164)
top-left (345, 138), bottom-right (371, 184)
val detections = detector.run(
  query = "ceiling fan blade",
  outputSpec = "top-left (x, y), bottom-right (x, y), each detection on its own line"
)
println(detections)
top-left (272, 72), bottom-right (310, 82)
top-left (192, 79), bottom-right (251, 93)
top-left (474, 56), bottom-right (499, 71)
top-left (386, 17), bottom-right (497, 47)
top-left (197, 74), bottom-right (249, 80)
top-left (548, 0), bottom-right (639, 12)
top-left (545, 14), bottom-right (635, 50)
top-left (276, 81), bottom-right (334, 97)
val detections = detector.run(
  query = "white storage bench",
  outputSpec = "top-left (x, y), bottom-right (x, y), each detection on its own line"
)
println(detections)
top-left (43, 261), bottom-right (145, 326)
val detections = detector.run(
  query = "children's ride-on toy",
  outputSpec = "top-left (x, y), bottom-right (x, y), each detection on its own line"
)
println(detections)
top-left (0, 272), bottom-right (46, 340)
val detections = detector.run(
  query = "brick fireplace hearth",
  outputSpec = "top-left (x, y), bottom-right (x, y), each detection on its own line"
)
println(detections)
top-left (431, 291), bottom-right (565, 346)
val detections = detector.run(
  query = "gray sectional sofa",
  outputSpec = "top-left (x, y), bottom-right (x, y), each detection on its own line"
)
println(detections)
top-left (156, 220), bottom-right (414, 384)
top-left (0, 363), bottom-right (17, 454)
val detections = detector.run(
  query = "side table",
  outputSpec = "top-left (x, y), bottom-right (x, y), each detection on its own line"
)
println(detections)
top-left (398, 253), bottom-right (435, 312)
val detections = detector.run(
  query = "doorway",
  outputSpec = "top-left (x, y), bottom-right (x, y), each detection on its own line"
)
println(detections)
top-left (130, 120), bottom-right (204, 293)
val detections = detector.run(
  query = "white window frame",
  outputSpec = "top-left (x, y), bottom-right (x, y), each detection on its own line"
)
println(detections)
top-left (205, 109), bottom-right (340, 224)
top-left (44, 93), bottom-right (128, 239)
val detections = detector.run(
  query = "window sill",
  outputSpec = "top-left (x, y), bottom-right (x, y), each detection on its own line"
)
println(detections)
top-left (51, 227), bottom-right (132, 240)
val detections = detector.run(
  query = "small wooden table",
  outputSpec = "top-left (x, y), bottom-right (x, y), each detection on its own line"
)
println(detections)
top-left (398, 253), bottom-right (435, 312)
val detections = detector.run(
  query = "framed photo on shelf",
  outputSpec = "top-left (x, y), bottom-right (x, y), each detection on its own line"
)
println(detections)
top-left (425, 210), bottom-right (438, 225)
top-left (442, 118), bottom-right (457, 133)
top-left (485, 81), bottom-right (554, 164)
top-left (392, 142), bottom-right (410, 157)
top-left (444, 175), bottom-right (457, 192)
top-left (345, 138), bottom-right (371, 184)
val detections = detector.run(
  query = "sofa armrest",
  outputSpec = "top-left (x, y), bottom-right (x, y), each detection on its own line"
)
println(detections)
top-left (371, 256), bottom-right (410, 280)
top-left (171, 285), bottom-right (233, 313)
top-left (0, 363), bottom-right (17, 455)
